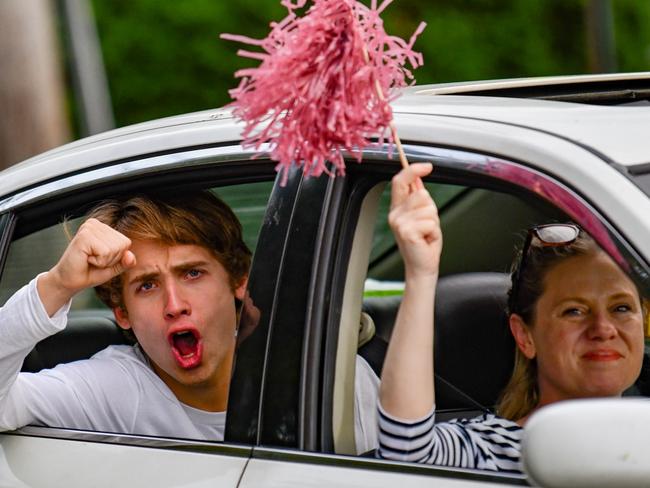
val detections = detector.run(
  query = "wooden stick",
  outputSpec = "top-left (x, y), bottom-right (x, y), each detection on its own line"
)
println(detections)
top-left (364, 46), bottom-right (409, 169)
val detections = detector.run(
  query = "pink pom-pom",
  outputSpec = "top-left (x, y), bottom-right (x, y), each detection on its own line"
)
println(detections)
top-left (221, 0), bottom-right (425, 184)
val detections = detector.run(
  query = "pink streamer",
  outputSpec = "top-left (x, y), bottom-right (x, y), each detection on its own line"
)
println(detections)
top-left (221, 0), bottom-right (425, 184)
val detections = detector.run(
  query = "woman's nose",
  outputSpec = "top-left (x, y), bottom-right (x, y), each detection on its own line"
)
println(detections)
top-left (163, 281), bottom-right (190, 318)
top-left (586, 313), bottom-right (618, 340)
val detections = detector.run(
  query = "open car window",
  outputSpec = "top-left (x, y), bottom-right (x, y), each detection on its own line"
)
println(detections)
top-left (330, 148), bottom-right (650, 484)
top-left (342, 177), bottom-right (569, 454)
top-left (0, 178), bottom-right (273, 444)
top-left (0, 181), bottom-right (273, 312)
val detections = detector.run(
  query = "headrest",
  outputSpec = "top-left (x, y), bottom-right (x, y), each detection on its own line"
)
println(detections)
top-left (434, 272), bottom-right (514, 409)
top-left (358, 312), bottom-right (376, 348)
top-left (362, 272), bottom-right (514, 410)
top-left (362, 295), bottom-right (401, 344)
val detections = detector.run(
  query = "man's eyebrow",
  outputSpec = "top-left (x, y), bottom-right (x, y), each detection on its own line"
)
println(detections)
top-left (127, 261), bottom-right (211, 287)
top-left (128, 271), bottom-right (159, 287)
top-left (173, 260), bottom-right (210, 272)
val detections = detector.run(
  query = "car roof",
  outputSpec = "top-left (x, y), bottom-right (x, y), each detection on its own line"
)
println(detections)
top-left (2, 72), bottom-right (649, 200)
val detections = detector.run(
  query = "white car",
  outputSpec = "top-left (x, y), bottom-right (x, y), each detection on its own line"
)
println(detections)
top-left (1, 72), bottom-right (650, 487)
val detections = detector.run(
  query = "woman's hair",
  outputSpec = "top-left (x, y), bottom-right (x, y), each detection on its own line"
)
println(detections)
top-left (496, 228), bottom-right (601, 420)
top-left (88, 191), bottom-right (252, 311)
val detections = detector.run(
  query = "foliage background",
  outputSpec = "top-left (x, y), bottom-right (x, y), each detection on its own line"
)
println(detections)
top-left (90, 0), bottom-right (650, 128)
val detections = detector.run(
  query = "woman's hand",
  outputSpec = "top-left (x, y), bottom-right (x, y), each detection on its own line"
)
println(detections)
top-left (388, 163), bottom-right (442, 280)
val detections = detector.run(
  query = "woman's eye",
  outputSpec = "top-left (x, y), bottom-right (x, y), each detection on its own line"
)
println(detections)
top-left (613, 304), bottom-right (632, 313)
top-left (562, 307), bottom-right (583, 317)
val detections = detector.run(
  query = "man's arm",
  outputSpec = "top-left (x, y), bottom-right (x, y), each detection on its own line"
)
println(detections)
top-left (379, 163), bottom-right (442, 420)
top-left (0, 218), bottom-right (135, 430)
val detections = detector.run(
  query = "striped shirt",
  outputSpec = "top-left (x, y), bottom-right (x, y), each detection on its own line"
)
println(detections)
top-left (377, 404), bottom-right (523, 474)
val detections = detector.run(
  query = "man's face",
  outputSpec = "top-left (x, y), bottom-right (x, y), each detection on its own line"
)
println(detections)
top-left (113, 239), bottom-right (246, 411)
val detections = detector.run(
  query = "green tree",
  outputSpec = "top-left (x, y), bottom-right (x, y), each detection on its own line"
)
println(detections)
top-left (91, 0), bottom-right (650, 127)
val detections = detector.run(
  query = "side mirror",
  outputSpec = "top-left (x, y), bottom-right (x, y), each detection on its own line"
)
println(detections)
top-left (522, 398), bottom-right (650, 487)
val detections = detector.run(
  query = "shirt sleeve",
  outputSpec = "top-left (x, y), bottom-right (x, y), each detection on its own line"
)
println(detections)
top-left (353, 354), bottom-right (380, 454)
top-left (377, 404), bottom-right (523, 473)
top-left (0, 275), bottom-right (71, 430)
top-left (377, 401), bottom-right (439, 463)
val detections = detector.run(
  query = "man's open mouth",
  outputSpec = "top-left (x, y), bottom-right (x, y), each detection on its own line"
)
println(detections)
top-left (168, 329), bottom-right (203, 369)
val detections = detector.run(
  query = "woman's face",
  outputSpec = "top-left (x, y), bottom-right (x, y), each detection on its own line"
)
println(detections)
top-left (513, 251), bottom-right (645, 406)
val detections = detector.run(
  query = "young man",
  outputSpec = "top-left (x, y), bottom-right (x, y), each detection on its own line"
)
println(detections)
top-left (0, 191), bottom-right (251, 440)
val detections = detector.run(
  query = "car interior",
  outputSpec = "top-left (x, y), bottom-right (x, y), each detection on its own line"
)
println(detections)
top-left (331, 175), bottom-right (576, 455)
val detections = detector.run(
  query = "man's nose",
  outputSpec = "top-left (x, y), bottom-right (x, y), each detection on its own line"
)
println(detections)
top-left (163, 281), bottom-right (190, 318)
top-left (587, 312), bottom-right (618, 340)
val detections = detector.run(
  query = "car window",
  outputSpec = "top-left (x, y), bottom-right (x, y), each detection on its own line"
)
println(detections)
top-left (363, 181), bottom-right (566, 297)
top-left (346, 180), bottom-right (567, 452)
top-left (0, 181), bottom-right (273, 311)
top-left (369, 182), bottom-right (464, 267)
top-left (332, 154), bottom-right (650, 487)
top-left (0, 174), bottom-right (274, 453)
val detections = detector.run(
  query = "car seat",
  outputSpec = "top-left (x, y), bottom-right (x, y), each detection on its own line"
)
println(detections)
top-left (21, 310), bottom-right (131, 372)
top-left (360, 272), bottom-right (515, 419)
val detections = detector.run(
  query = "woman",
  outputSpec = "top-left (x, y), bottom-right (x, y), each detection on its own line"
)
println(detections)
top-left (377, 164), bottom-right (645, 474)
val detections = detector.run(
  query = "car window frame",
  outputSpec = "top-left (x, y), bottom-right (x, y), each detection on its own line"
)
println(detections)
top-left (0, 212), bottom-right (15, 280)
top-left (0, 145), bottom-right (278, 453)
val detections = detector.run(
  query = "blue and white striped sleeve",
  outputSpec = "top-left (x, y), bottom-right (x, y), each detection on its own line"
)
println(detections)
top-left (377, 403), bottom-right (478, 467)
top-left (377, 402), bottom-right (523, 474)
top-left (377, 403), bottom-right (437, 463)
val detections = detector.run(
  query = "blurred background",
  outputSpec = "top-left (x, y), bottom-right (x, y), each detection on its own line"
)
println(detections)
top-left (1, 0), bottom-right (649, 171)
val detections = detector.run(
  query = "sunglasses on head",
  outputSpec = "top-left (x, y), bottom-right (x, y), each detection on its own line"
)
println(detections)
top-left (509, 223), bottom-right (581, 314)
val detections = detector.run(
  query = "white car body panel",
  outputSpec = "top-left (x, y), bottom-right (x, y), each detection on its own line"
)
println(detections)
top-left (0, 111), bottom-right (240, 199)
top-left (240, 458), bottom-right (524, 488)
top-left (396, 95), bottom-right (650, 166)
top-left (0, 434), bottom-right (247, 488)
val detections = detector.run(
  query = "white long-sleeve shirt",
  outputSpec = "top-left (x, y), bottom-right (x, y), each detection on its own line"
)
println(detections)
top-left (0, 277), bottom-right (379, 449)
top-left (0, 277), bottom-right (225, 440)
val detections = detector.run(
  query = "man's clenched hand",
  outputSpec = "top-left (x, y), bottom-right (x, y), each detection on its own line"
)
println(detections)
top-left (37, 219), bottom-right (136, 317)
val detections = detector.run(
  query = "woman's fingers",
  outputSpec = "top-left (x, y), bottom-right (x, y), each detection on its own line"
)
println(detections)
top-left (389, 188), bottom-right (439, 237)
top-left (390, 163), bottom-right (433, 208)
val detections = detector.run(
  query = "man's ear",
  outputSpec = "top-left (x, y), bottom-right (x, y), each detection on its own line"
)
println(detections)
top-left (234, 275), bottom-right (248, 301)
top-left (510, 313), bottom-right (536, 359)
top-left (113, 307), bottom-right (132, 331)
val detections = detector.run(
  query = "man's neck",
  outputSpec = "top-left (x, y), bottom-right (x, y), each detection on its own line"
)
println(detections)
top-left (149, 358), bottom-right (232, 412)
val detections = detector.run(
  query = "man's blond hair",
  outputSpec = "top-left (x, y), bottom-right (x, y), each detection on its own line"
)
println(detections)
top-left (88, 191), bottom-right (251, 310)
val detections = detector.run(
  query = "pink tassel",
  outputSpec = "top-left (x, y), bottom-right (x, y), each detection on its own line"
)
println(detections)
top-left (221, 0), bottom-right (425, 184)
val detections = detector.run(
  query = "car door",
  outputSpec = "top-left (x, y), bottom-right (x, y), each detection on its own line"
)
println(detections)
top-left (0, 145), bottom-right (281, 488)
